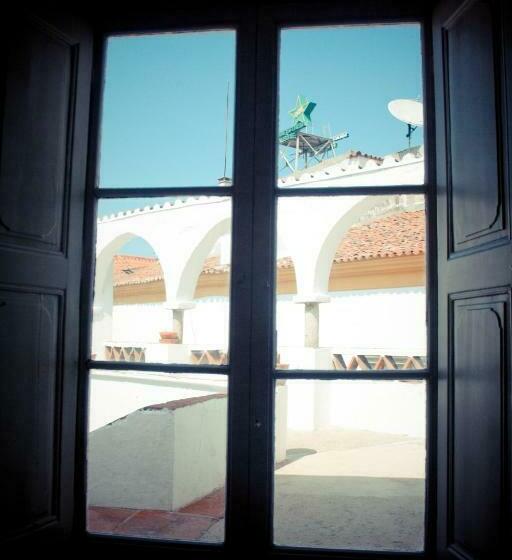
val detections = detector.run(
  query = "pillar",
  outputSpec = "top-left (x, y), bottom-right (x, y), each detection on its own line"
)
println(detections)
top-left (172, 308), bottom-right (184, 343)
top-left (293, 294), bottom-right (331, 430)
top-left (304, 301), bottom-right (319, 348)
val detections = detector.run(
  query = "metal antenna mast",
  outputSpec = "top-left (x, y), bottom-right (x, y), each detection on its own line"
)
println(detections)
top-left (223, 81), bottom-right (230, 179)
top-left (278, 95), bottom-right (349, 175)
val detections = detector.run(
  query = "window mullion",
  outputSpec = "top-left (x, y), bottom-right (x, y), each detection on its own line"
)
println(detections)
top-left (246, 10), bottom-right (279, 553)
top-left (223, 14), bottom-right (259, 553)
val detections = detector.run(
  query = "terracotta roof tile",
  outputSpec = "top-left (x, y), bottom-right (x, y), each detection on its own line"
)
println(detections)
top-left (333, 210), bottom-right (425, 263)
top-left (113, 210), bottom-right (425, 286)
top-left (113, 255), bottom-right (164, 287)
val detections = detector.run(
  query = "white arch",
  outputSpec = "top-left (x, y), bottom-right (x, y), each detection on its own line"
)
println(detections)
top-left (95, 198), bottom-right (232, 305)
top-left (92, 198), bottom-right (233, 355)
top-left (172, 217), bottom-right (231, 303)
top-left (312, 195), bottom-right (392, 294)
top-left (92, 231), bottom-right (168, 357)
top-left (95, 231), bottom-right (168, 301)
top-left (277, 195), bottom-right (392, 301)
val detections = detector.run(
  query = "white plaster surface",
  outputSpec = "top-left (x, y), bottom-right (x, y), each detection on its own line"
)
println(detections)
top-left (286, 379), bottom-right (425, 437)
top-left (88, 407), bottom-right (175, 510)
top-left (107, 287), bottom-right (426, 362)
top-left (172, 398), bottom-right (227, 509)
top-left (276, 287), bottom-right (426, 357)
top-left (88, 371), bottom-right (226, 431)
top-left (88, 393), bottom-right (228, 511)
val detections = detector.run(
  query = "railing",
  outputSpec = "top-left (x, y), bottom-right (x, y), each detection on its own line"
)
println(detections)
top-left (102, 344), bottom-right (425, 372)
top-left (332, 353), bottom-right (425, 370)
top-left (105, 345), bottom-right (146, 362)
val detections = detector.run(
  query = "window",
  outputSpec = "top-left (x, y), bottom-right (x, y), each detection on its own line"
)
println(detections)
top-left (82, 6), bottom-right (435, 557)
top-left (4, 1), bottom-right (510, 556)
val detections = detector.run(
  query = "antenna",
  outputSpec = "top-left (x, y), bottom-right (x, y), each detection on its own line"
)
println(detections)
top-left (223, 81), bottom-right (230, 179)
top-left (278, 95), bottom-right (349, 175)
top-left (388, 99), bottom-right (423, 148)
top-left (218, 82), bottom-right (232, 186)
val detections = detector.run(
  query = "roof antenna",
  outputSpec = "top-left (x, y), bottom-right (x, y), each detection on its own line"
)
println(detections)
top-left (218, 81), bottom-right (232, 186)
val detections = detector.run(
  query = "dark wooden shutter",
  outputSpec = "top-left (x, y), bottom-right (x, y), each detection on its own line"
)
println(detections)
top-left (0, 10), bottom-right (92, 544)
top-left (433, 0), bottom-right (511, 557)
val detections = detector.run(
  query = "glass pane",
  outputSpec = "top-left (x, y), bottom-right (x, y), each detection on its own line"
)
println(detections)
top-left (274, 379), bottom-right (426, 551)
top-left (87, 370), bottom-right (228, 543)
top-left (99, 31), bottom-right (235, 188)
top-left (277, 25), bottom-right (424, 187)
top-left (91, 197), bottom-right (231, 365)
top-left (275, 195), bottom-right (426, 370)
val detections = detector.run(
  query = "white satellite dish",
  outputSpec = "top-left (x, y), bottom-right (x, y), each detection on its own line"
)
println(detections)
top-left (388, 99), bottom-right (423, 126)
top-left (388, 99), bottom-right (423, 148)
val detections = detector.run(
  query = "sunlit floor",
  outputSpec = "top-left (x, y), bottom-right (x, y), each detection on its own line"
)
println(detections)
top-left (88, 428), bottom-right (425, 551)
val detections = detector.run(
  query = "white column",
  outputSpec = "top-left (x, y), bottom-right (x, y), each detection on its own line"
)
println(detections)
top-left (304, 301), bottom-right (320, 348)
top-left (172, 308), bottom-right (184, 343)
top-left (294, 294), bottom-right (332, 430)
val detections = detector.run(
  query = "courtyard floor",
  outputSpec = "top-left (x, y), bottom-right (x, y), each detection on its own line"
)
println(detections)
top-left (88, 428), bottom-right (425, 552)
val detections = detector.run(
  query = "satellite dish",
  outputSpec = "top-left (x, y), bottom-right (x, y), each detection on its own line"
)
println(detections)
top-left (388, 99), bottom-right (423, 126)
top-left (388, 99), bottom-right (423, 148)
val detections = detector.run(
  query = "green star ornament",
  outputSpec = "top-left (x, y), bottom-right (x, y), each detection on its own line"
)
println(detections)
top-left (289, 95), bottom-right (316, 126)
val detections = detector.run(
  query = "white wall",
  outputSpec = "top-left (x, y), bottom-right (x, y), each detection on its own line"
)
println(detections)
top-left (172, 398), bottom-right (228, 508)
top-left (111, 304), bottom-right (170, 343)
top-left (88, 406), bottom-right (176, 510)
top-left (88, 371), bottom-right (226, 431)
top-left (276, 287), bottom-right (426, 355)
top-left (184, 296), bottom-right (230, 348)
top-left (322, 287), bottom-right (426, 355)
top-left (111, 287), bottom-right (426, 358)
top-left (286, 379), bottom-right (426, 437)
top-left (105, 288), bottom-right (427, 441)
top-left (88, 394), bottom-right (228, 511)
top-left (111, 297), bottom-right (230, 349)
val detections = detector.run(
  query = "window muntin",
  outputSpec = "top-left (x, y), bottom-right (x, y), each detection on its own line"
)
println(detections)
top-left (275, 195), bottom-right (427, 370)
top-left (83, 15), bottom-right (432, 557)
top-left (86, 30), bottom-right (236, 544)
top-left (91, 197), bottom-right (232, 365)
top-left (270, 22), bottom-right (429, 553)
top-left (87, 371), bottom-right (228, 542)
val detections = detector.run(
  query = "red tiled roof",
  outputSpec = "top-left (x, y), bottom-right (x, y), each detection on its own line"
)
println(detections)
top-left (113, 255), bottom-right (164, 287)
top-left (334, 210), bottom-right (424, 262)
top-left (113, 210), bottom-right (425, 286)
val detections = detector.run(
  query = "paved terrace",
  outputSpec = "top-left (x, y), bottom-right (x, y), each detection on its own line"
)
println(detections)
top-left (88, 427), bottom-right (425, 552)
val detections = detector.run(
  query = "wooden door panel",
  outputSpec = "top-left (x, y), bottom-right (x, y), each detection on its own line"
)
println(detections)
top-left (0, 289), bottom-right (61, 539)
top-left (0, 16), bottom-right (77, 253)
top-left (443, 0), bottom-right (506, 254)
top-left (448, 291), bottom-right (508, 558)
top-left (435, 0), bottom-right (511, 557)
top-left (0, 10), bottom-right (92, 544)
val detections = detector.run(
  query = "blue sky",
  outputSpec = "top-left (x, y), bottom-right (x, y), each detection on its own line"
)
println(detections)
top-left (278, 25), bottom-right (422, 161)
top-left (98, 24), bottom-right (422, 253)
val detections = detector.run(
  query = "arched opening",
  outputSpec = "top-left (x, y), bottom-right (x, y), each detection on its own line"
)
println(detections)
top-left (316, 195), bottom-right (427, 369)
top-left (178, 218), bottom-right (232, 365)
top-left (92, 232), bottom-right (167, 362)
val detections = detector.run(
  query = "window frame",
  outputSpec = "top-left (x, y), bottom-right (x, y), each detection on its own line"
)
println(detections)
top-left (77, 4), bottom-right (437, 559)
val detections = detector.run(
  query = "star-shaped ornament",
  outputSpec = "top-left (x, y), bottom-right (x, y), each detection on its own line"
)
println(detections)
top-left (289, 95), bottom-right (316, 126)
